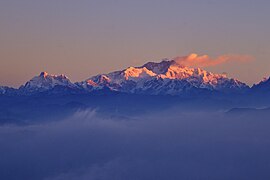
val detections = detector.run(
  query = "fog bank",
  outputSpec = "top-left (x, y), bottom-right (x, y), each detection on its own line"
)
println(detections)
top-left (0, 109), bottom-right (270, 180)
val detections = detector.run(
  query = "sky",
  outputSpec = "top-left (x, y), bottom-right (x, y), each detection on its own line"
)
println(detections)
top-left (0, 0), bottom-right (270, 87)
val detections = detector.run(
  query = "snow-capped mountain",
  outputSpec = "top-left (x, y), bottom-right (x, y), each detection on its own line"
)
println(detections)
top-left (5, 54), bottom-right (270, 96)
top-left (19, 72), bottom-right (78, 94)
top-left (77, 57), bottom-right (248, 95)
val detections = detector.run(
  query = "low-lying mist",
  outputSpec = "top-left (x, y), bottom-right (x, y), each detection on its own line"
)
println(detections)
top-left (1, 109), bottom-right (270, 180)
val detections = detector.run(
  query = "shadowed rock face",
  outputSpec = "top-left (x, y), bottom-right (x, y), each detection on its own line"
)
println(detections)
top-left (0, 86), bottom-right (17, 95)
top-left (252, 77), bottom-right (270, 91)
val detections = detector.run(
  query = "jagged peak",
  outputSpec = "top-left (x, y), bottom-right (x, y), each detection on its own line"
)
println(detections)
top-left (86, 56), bottom-right (240, 83)
top-left (38, 72), bottom-right (69, 80)
top-left (139, 56), bottom-right (229, 80)
top-left (140, 59), bottom-right (227, 81)
top-left (141, 59), bottom-right (175, 74)
top-left (39, 71), bottom-right (48, 77)
top-left (20, 72), bottom-right (75, 92)
top-left (77, 56), bottom-right (248, 95)
top-left (7, 54), bottom-right (251, 95)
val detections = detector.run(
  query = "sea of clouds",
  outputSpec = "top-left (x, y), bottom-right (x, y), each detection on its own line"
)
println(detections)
top-left (0, 109), bottom-right (270, 180)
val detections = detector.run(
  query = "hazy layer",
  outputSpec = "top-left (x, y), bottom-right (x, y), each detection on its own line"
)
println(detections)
top-left (0, 109), bottom-right (270, 180)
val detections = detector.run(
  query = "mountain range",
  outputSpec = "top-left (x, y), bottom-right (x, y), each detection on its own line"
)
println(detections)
top-left (1, 54), bottom-right (270, 125)
top-left (0, 54), bottom-right (269, 96)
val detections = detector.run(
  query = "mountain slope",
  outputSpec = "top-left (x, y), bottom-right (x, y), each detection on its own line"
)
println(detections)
top-left (77, 57), bottom-right (248, 95)
top-left (252, 77), bottom-right (270, 92)
top-left (0, 86), bottom-right (17, 95)
top-left (19, 72), bottom-right (78, 94)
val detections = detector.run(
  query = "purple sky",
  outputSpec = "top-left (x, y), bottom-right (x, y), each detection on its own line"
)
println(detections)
top-left (1, 0), bottom-right (270, 87)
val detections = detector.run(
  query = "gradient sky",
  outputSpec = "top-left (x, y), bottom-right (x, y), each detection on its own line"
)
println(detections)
top-left (1, 0), bottom-right (270, 87)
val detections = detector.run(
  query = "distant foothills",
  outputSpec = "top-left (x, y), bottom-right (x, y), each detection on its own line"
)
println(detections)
top-left (0, 55), bottom-right (269, 96)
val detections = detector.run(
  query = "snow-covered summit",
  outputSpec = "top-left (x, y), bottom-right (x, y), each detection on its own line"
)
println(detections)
top-left (0, 54), bottom-right (255, 96)
top-left (19, 72), bottom-right (77, 93)
top-left (78, 57), bottom-right (248, 95)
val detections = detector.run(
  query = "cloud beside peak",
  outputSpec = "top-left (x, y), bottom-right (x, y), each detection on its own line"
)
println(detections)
top-left (174, 53), bottom-right (253, 68)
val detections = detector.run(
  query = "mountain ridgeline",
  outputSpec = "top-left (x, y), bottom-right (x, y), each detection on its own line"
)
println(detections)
top-left (0, 57), bottom-right (270, 124)
top-left (1, 57), bottom-right (267, 96)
